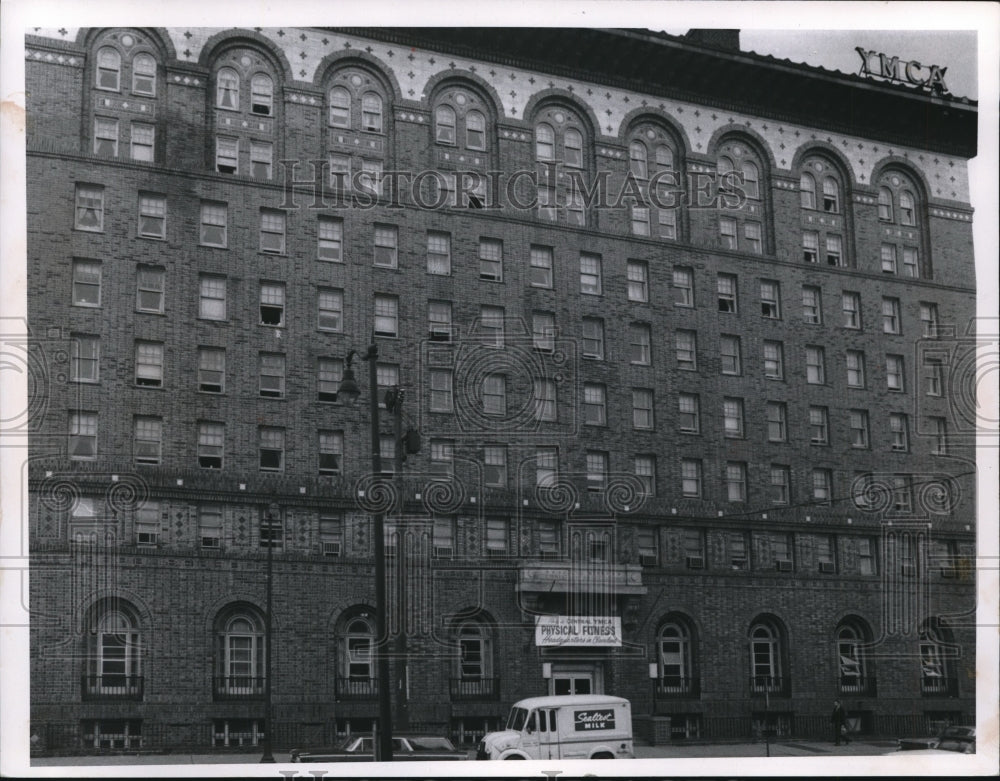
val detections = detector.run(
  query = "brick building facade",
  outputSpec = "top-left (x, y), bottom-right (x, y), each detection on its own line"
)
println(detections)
top-left (25, 27), bottom-right (977, 753)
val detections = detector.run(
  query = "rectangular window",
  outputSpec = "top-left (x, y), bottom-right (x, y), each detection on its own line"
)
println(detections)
top-left (136, 502), bottom-right (160, 544)
top-left (723, 397), bottom-right (744, 438)
top-left (376, 364), bottom-right (399, 410)
top-left (259, 427), bottom-right (284, 472)
top-left (889, 413), bottom-right (909, 451)
top-left (920, 303), bottom-right (939, 337)
top-left (259, 282), bottom-right (285, 327)
top-left (766, 401), bottom-right (787, 442)
top-left (881, 244), bottom-right (897, 274)
top-left (635, 455), bottom-right (656, 496)
top-left (137, 193), bottom-right (166, 238)
top-left (633, 388), bottom-right (654, 430)
top-left (318, 217), bottom-right (344, 261)
top-left (812, 469), bottom-right (832, 503)
top-left (719, 216), bottom-right (737, 249)
top-left (94, 116), bottom-right (119, 156)
top-left (530, 245), bottom-right (554, 288)
top-left (532, 311), bottom-right (555, 352)
top-left (720, 335), bottom-right (741, 375)
top-left (676, 330), bottom-right (697, 371)
top-left (842, 291), bottom-right (861, 329)
top-left (539, 520), bottom-right (561, 557)
top-left (627, 260), bottom-right (649, 302)
top-left (629, 322), bottom-right (651, 365)
top-left (586, 451), bottom-right (609, 492)
top-left (744, 222), bottom-right (762, 254)
top-left (482, 374), bottom-right (506, 416)
top-left (770, 465), bottom-right (790, 505)
top-left (582, 317), bottom-right (605, 360)
top-left (892, 475), bottom-right (913, 513)
top-left (858, 538), bottom-right (876, 575)
top-left (200, 507), bottom-right (223, 549)
top-left (215, 135), bottom-right (238, 173)
top-left (319, 430), bottom-right (344, 475)
top-left (72, 259), bottom-right (102, 307)
top-left (681, 459), bottom-right (702, 498)
top-left (480, 305), bottom-right (504, 347)
top-left (135, 341), bottom-right (163, 387)
top-left (580, 252), bottom-right (602, 295)
top-left (71, 334), bottom-right (100, 383)
top-left (483, 446), bottom-right (507, 487)
top-left (250, 141), bottom-right (273, 179)
top-left (130, 122), bottom-right (155, 161)
top-left (673, 266), bottom-right (694, 307)
top-left (260, 209), bottom-right (285, 253)
top-left (760, 280), bottom-right (780, 318)
top-left (678, 393), bottom-right (700, 433)
top-left (802, 230), bottom-right (819, 263)
top-left (199, 275), bottom-right (227, 320)
top-left (134, 416), bottom-right (162, 465)
top-left (69, 411), bottom-right (98, 460)
top-left (849, 409), bottom-right (870, 448)
top-left (374, 294), bottom-right (398, 337)
top-left (730, 533), bottom-right (749, 570)
top-left (198, 347), bottom-right (225, 393)
top-left (362, 160), bottom-right (384, 194)
top-left (902, 247), bottom-right (919, 278)
top-left (317, 358), bottom-right (342, 402)
top-left (485, 518), bottom-right (508, 555)
top-left (75, 184), bottom-right (104, 231)
top-left (583, 383), bottom-right (607, 426)
top-left (887, 354), bottom-right (905, 392)
top-left (763, 340), bottom-right (784, 380)
top-left (428, 300), bottom-right (452, 342)
top-left (657, 207), bottom-right (678, 239)
top-left (537, 182), bottom-right (556, 220)
top-left (826, 234), bottom-right (843, 266)
top-left (329, 153), bottom-right (350, 188)
top-left (846, 350), bottom-right (866, 388)
top-left (637, 527), bottom-right (657, 564)
top-left (426, 231), bottom-right (451, 275)
top-left (802, 286), bottom-right (822, 324)
top-left (631, 205), bottom-right (650, 236)
top-left (683, 529), bottom-right (705, 567)
top-left (380, 434), bottom-right (397, 474)
top-left (374, 224), bottom-right (398, 268)
top-left (726, 462), bottom-right (747, 502)
top-left (806, 346), bottom-right (826, 384)
top-left (533, 379), bottom-right (556, 422)
top-left (717, 274), bottom-right (737, 313)
top-left (814, 536), bottom-right (836, 572)
top-left (136, 265), bottom-right (164, 313)
top-left (810, 406), bottom-right (829, 445)
top-left (319, 514), bottom-right (343, 556)
top-left (198, 421), bottom-right (224, 469)
top-left (318, 288), bottom-right (344, 332)
top-left (432, 516), bottom-right (455, 558)
top-left (925, 358), bottom-right (943, 396)
top-left (930, 417), bottom-right (948, 455)
top-left (882, 297), bottom-right (901, 334)
top-left (479, 238), bottom-right (503, 281)
top-left (260, 507), bottom-right (283, 549)
top-left (200, 201), bottom-right (227, 247)
top-left (430, 439), bottom-right (455, 478)
top-left (259, 353), bottom-right (285, 398)
top-left (536, 446), bottom-right (558, 488)
top-left (772, 533), bottom-right (793, 569)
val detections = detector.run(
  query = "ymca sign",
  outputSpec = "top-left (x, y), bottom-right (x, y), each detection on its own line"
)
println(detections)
top-left (856, 47), bottom-right (949, 93)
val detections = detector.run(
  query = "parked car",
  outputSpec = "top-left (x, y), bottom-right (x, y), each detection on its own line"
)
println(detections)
top-left (893, 725), bottom-right (975, 754)
top-left (290, 733), bottom-right (469, 762)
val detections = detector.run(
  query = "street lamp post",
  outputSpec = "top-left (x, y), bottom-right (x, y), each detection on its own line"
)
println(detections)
top-left (260, 503), bottom-right (277, 763)
top-left (339, 346), bottom-right (394, 762)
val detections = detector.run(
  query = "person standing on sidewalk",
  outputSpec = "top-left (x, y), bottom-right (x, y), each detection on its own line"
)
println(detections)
top-left (831, 699), bottom-right (850, 745)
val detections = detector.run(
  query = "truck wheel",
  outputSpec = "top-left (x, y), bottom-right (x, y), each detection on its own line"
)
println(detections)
top-left (592, 752), bottom-right (614, 759)
top-left (504, 755), bottom-right (525, 759)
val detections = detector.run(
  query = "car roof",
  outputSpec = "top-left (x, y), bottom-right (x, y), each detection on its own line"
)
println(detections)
top-left (511, 694), bottom-right (630, 709)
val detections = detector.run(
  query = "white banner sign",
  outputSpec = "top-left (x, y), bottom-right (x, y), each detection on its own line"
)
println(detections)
top-left (535, 615), bottom-right (622, 647)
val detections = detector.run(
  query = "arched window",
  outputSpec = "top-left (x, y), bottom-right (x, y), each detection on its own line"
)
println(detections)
top-left (629, 141), bottom-right (648, 179)
top-left (329, 86), bottom-right (351, 127)
top-left (132, 53), bottom-right (156, 96)
top-left (741, 161), bottom-right (760, 200)
top-left (655, 144), bottom-right (674, 169)
top-left (899, 190), bottom-right (916, 225)
top-left (466, 110), bottom-right (486, 150)
top-left (717, 155), bottom-right (734, 179)
top-left (822, 176), bottom-right (840, 213)
top-left (800, 172), bottom-right (817, 209)
top-left (85, 606), bottom-right (142, 697)
top-left (452, 618), bottom-right (495, 698)
top-left (919, 619), bottom-right (955, 696)
top-left (749, 618), bottom-right (785, 693)
top-left (836, 620), bottom-right (871, 695)
top-left (362, 92), bottom-right (383, 132)
top-left (878, 187), bottom-right (894, 221)
top-left (435, 105), bottom-right (456, 143)
top-left (251, 73), bottom-right (273, 116)
top-left (336, 613), bottom-right (376, 698)
top-left (535, 122), bottom-right (555, 161)
top-left (716, 139), bottom-right (766, 254)
top-left (656, 620), bottom-right (696, 696)
top-left (215, 607), bottom-right (264, 695)
top-left (96, 47), bottom-right (122, 90)
top-left (564, 129), bottom-right (583, 168)
top-left (216, 67), bottom-right (240, 110)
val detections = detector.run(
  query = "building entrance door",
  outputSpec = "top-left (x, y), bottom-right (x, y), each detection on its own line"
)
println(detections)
top-left (549, 663), bottom-right (602, 696)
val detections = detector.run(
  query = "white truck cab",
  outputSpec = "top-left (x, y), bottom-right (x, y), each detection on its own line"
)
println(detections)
top-left (476, 694), bottom-right (634, 761)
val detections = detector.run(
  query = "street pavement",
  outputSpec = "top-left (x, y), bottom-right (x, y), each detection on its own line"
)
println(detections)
top-left (29, 738), bottom-right (900, 766)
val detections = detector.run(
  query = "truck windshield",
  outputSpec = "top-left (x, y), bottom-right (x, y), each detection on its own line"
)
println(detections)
top-left (507, 707), bottom-right (528, 731)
